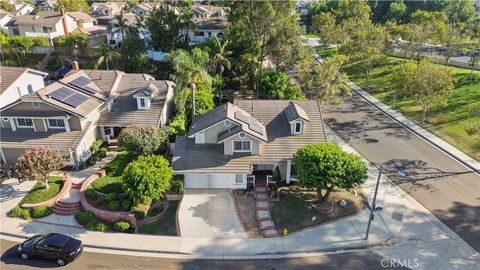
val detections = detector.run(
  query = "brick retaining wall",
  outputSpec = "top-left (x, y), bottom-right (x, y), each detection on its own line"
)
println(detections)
top-left (22, 179), bottom-right (72, 209)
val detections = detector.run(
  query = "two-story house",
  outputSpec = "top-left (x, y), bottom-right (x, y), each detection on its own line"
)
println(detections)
top-left (0, 65), bottom-right (174, 166)
top-left (5, 9), bottom-right (77, 38)
top-left (90, 1), bottom-right (125, 25)
top-left (188, 5), bottom-right (229, 44)
top-left (172, 100), bottom-right (327, 189)
top-left (0, 66), bottom-right (48, 109)
top-left (13, 3), bottom-right (35, 16)
top-left (129, 2), bottom-right (160, 18)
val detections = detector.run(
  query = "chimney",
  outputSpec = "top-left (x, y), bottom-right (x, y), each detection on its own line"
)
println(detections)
top-left (71, 61), bottom-right (79, 71)
top-left (60, 7), bottom-right (69, 36)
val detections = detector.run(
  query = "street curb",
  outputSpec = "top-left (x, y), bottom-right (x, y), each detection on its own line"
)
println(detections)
top-left (1, 230), bottom-right (397, 260)
top-left (351, 86), bottom-right (480, 174)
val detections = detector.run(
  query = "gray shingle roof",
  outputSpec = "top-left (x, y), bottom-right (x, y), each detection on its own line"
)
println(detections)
top-left (0, 121), bottom-right (92, 150)
top-left (97, 75), bottom-right (172, 127)
top-left (173, 100), bottom-right (326, 174)
top-left (284, 102), bottom-right (310, 122)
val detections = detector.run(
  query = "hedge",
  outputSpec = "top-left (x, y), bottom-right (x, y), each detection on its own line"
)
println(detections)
top-left (31, 206), bottom-right (52, 218)
top-left (131, 203), bottom-right (150, 219)
top-left (113, 221), bottom-right (130, 232)
top-left (8, 206), bottom-right (31, 220)
top-left (74, 211), bottom-right (97, 226)
top-left (105, 192), bottom-right (118, 202)
top-left (84, 189), bottom-right (98, 201)
top-left (108, 200), bottom-right (120, 211)
top-left (86, 220), bottom-right (111, 232)
top-left (121, 199), bottom-right (133, 211)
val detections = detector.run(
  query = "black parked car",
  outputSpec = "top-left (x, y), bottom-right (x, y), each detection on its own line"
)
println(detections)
top-left (17, 233), bottom-right (83, 266)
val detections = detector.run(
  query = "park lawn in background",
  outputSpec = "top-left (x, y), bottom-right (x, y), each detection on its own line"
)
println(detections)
top-left (271, 187), bottom-right (365, 233)
top-left (137, 201), bottom-right (179, 235)
top-left (343, 57), bottom-right (480, 161)
top-left (20, 177), bottom-right (64, 205)
top-left (92, 151), bottom-right (137, 194)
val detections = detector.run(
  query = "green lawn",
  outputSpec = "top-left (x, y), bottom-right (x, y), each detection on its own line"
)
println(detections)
top-left (304, 33), bottom-right (320, 38)
top-left (271, 187), bottom-right (365, 233)
top-left (20, 177), bottom-right (64, 205)
top-left (343, 58), bottom-right (480, 161)
top-left (137, 201), bottom-right (179, 236)
top-left (92, 151), bottom-right (137, 194)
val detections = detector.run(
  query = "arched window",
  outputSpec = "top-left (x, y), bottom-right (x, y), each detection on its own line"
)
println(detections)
top-left (27, 84), bottom-right (33, 94)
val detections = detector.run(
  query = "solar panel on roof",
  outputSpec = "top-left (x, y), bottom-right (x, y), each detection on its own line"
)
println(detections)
top-left (249, 122), bottom-right (264, 134)
top-left (69, 76), bottom-right (97, 94)
top-left (48, 87), bottom-right (88, 108)
top-left (83, 86), bottom-right (97, 94)
top-left (235, 111), bottom-right (250, 124)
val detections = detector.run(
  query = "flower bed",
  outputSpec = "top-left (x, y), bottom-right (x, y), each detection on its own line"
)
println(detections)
top-left (20, 177), bottom-right (64, 206)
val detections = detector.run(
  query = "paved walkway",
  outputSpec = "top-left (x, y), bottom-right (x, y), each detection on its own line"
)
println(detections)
top-left (0, 134), bottom-right (478, 268)
top-left (178, 189), bottom-right (247, 238)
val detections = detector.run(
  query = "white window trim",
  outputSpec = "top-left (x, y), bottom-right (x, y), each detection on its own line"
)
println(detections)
top-left (46, 118), bottom-right (67, 129)
top-left (235, 174), bottom-right (245, 184)
top-left (293, 120), bottom-right (303, 135)
top-left (15, 118), bottom-right (35, 129)
top-left (233, 140), bottom-right (251, 153)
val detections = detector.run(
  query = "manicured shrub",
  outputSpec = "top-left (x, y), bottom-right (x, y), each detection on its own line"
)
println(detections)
top-left (170, 175), bottom-right (184, 193)
top-left (121, 199), bottom-right (133, 211)
top-left (86, 220), bottom-right (111, 232)
top-left (84, 188), bottom-right (98, 201)
top-left (105, 192), bottom-right (118, 202)
top-left (30, 206), bottom-right (52, 218)
top-left (118, 126), bottom-right (167, 156)
top-left (74, 211), bottom-right (97, 226)
top-left (122, 156), bottom-right (172, 204)
top-left (97, 148), bottom-right (108, 158)
top-left (108, 200), bottom-right (120, 211)
top-left (131, 202), bottom-right (150, 219)
top-left (90, 139), bottom-right (104, 153)
top-left (113, 221), bottom-right (130, 232)
top-left (87, 155), bottom-right (99, 166)
top-left (8, 206), bottom-right (31, 220)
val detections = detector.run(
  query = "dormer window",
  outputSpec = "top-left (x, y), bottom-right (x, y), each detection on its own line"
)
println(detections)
top-left (139, 98), bottom-right (146, 108)
top-left (133, 83), bottom-right (157, 110)
top-left (291, 120), bottom-right (304, 135)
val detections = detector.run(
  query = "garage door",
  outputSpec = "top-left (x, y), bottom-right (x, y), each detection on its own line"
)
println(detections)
top-left (184, 174), bottom-right (235, 189)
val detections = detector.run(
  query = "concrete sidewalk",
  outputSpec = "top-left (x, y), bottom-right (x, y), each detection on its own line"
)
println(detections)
top-left (1, 131), bottom-right (478, 269)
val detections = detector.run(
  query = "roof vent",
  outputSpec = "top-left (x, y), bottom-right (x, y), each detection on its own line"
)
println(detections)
top-left (34, 15), bottom-right (40, 20)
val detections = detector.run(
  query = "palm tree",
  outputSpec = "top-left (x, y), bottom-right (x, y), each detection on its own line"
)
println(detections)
top-left (171, 48), bottom-right (212, 119)
top-left (96, 40), bottom-right (120, 70)
top-left (113, 13), bottom-right (128, 45)
top-left (178, 7), bottom-right (194, 46)
top-left (208, 36), bottom-right (232, 98)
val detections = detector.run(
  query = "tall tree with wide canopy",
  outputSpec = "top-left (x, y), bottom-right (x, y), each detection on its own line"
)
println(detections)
top-left (294, 143), bottom-right (368, 204)
top-left (145, 5), bottom-right (183, 52)
top-left (392, 59), bottom-right (454, 124)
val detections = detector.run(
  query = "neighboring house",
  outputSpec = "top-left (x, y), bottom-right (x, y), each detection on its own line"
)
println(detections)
top-left (13, 3), bottom-right (35, 16)
top-left (5, 10), bottom-right (77, 38)
top-left (129, 2), bottom-right (159, 17)
top-left (0, 12), bottom-right (14, 34)
top-left (35, 0), bottom-right (56, 12)
top-left (90, 1), bottom-right (125, 25)
top-left (69, 11), bottom-right (107, 45)
top-left (0, 65), bottom-right (174, 166)
top-left (172, 100), bottom-right (327, 189)
top-left (188, 5), bottom-right (229, 44)
top-left (0, 66), bottom-right (48, 109)
top-left (107, 12), bottom-right (149, 46)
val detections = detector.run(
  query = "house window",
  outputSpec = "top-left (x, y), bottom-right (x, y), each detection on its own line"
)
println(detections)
top-left (233, 141), bottom-right (250, 152)
top-left (208, 32), bottom-right (212, 38)
top-left (139, 98), bottom-right (146, 108)
top-left (235, 174), bottom-right (244, 184)
top-left (32, 25), bottom-right (38, 32)
top-left (293, 121), bottom-right (303, 134)
top-left (16, 118), bottom-right (33, 128)
top-left (42, 26), bottom-right (52, 33)
top-left (27, 84), bottom-right (33, 94)
top-left (16, 87), bottom-right (22, 97)
top-left (47, 119), bottom-right (66, 128)
top-left (196, 31), bottom-right (205, 36)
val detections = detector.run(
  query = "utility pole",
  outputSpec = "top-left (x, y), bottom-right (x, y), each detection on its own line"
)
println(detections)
top-left (364, 167), bottom-right (384, 240)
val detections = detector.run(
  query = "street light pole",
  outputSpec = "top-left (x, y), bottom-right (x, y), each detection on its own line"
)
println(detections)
top-left (365, 167), bottom-right (383, 240)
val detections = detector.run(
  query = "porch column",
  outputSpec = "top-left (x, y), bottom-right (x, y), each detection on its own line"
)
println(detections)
top-left (110, 127), bottom-right (114, 137)
top-left (63, 118), bottom-right (70, 132)
top-left (286, 159), bottom-right (292, 184)
top-left (9, 118), bottom-right (16, 131)
top-left (100, 126), bottom-right (106, 140)
top-left (0, 148), bottom-right (6, 164)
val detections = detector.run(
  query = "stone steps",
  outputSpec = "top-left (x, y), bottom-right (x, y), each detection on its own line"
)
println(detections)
top-left (256, 200), bottom-right (269, 210)
top-left (52, 202), bottom-right (82, 216)
top-left (263, 228), bottom-right (279, 238)
top-left (254, 184), bottom-right (279, 238)
top-left (71, 183), bottom-right (82, 189)
top-left (259, 220), bottom-right (275, 230)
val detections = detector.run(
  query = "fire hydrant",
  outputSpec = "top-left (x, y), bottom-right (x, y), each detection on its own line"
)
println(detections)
top-left (283, 228), bottom-right (288, 237)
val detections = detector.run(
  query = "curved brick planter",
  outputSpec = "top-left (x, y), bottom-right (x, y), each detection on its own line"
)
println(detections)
top-left (22, 179), bottom-right (72, 209)
top-left (80, 173), bottom-right (137, 226)
top-left (166, 194), bottom-right (183, 201)
top-left (136, 200), bottom-right (169, 226)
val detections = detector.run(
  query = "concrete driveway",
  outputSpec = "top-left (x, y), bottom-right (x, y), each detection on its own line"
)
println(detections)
top-left (178, 189), bottom-right (247, 238)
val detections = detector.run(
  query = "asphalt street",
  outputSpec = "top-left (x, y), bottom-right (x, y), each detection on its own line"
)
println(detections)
top-left (0, 240), bottom-right (407, 270)
top-left (323, 93), bottom-right (480, 252)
